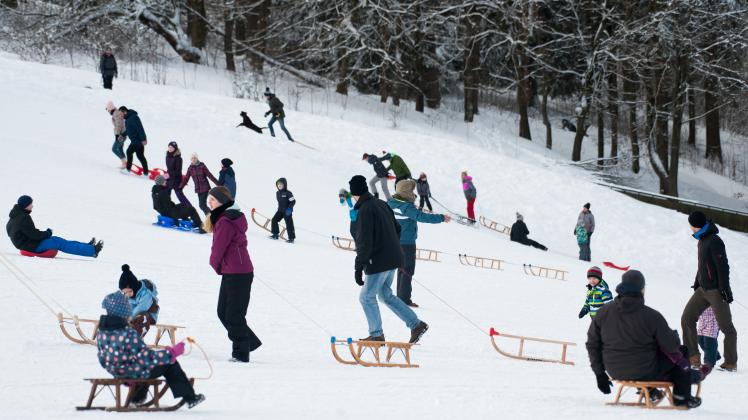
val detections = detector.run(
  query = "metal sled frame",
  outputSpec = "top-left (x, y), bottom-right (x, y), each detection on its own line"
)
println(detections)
top-left (523, 264), bottom-right (568, 281)
top-left (331, 236), bottom-right (440, 263)
top-left (57, 313), bottom-right (183, 348)
top-left (76, 377), bottom-right (194, 412)
top-left (607, 380), bottom-right (702, 410)
top-left (250, 208), bottom-right (288, 239)
top-left (489, 327), bottom-right (576, 365)
top-left (458, 253), bottom-right (504, 271)
top-left (330, 337), bottom-right (418, 368)
top-left (479, 216), bottom-right (511, 235)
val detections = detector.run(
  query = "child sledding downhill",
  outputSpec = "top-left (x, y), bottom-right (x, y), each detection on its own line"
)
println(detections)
top-left (119, 264), bottom-right (160, 337)
top-left (270, 178), bottom-right (296, 243)
top-left (578, 266), bottom-right (613, 319)
top-left (152, 175), bottom-right (206, 234)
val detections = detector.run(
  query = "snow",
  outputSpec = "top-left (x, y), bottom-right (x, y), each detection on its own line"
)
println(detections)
top-left (0, 53), bottom-right (747, 419)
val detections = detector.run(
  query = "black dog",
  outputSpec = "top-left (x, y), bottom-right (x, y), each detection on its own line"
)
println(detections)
top-left (237, 111), bottom-right (265, 134)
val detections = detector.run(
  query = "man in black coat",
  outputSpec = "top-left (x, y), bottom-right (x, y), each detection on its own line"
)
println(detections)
top-left (120, 106), bottom-right (149, 175)
top-left (99, 47), bottom-right (118, 90)
top-left (151, 176), bottom-right (204, 233)
top-left (270, 177), bottom-right (295, 243)
top-left (681, 211), bottom-right (737, 371)
top-left (349, 175), bottom-right (428, 344)
top-left (263, 88), bottom-right (294, 141)
top-left (509, 213), bottom-right (547, 251)
top-left (587, 270), bottom-right (703, 409)
top-left (362, 153), bottom-right (391, 200)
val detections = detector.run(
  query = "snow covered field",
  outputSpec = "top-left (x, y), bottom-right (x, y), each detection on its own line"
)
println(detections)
top-left (0, 53), bottom-right (746, 419)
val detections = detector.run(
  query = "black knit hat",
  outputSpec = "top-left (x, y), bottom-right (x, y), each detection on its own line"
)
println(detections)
top-left (209, 186), bottom-right (233, 205)
top-left (221, 158), bottom-right (233, 167)
top-left (587, 266), bottom-right (603, 281)
top-left (119, 264), bottom-right (141, 293)
top-left (584, 202), bottom-right (591, 209)
top-left (263, 87), bottom-right (273, 97)
top-left (17, 195), bottom-right (33, 208)
top-left (688, 211), bottom-right (707, 228)
top-left (349, 175), bottom-right (368, 196)
top-left (615, 270), bottom-right (645, 295)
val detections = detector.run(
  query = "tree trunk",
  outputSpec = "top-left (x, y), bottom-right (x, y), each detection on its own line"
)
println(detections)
top-left (608, 71), bottom-right (618, 163)
top-left (687, 81), bottom-right (696, 146)
top-left (335, 37), bottom-right (349, 95)
top-left (703, 77), bottom-right (722, 162)
top-left (224, 10), bottom-right (235, 72)
top-left (668, 55), bottom-right (686, 197)
top-left (515, 49), bottom-right (531, 140)
top-left (424, 66), bottom-right (441, 109)
top-left (541, 73), bottom-right (551, 149)
top-left (645, 65), bottom-right (670, 195)
top-left (571, 86), bottom-right (591, 161)
top-left (137, 13), bottom-right (202, 63)
top-left (1, 0), bottom-right (18, 8)
top-left (246, 0), bottom-right (269, 72)
top-left (597, 108), bottom-right (604, 166)
top-left (623, 65), bottom-right (639, 173)
top-left (186, 0), bottom-right (208, 49)
top-left (463, 8), bottom-right (480, 122)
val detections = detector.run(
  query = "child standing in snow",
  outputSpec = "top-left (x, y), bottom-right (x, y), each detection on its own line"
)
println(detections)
top-left (697, 307), bottom-right (722, 367)
top-left (339, 188), bottom-right (358, 239)
top-left (180, 153), bottom-right (219, 215)
top-left (105, 101), bottom-right (126, 168)
top-left (271, 178), bottom-right (296, 243)
top-left (416, 173), bottom-right (433, 212)
top-left (578, 266), bottom-right (612, 319)
top-left (461, 171), bottom-right (477, 223)
top-left (118, 264), bottom-right (159, 336)
top-left (218, 158), bottom-right (237, 199)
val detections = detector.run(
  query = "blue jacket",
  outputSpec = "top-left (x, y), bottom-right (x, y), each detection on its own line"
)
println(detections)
top-left (129, 280), bottom-right (159, 322)
top-left (387, 196), bottom-right (445, 245)
top-left (219, 167), bottom-right (237, 199)
top-left (124, 110), bottom-right (147, 144)
top-left (341, 194), bottom-right (358, 222)
top-left (96, 315), bottom-right (171, 379)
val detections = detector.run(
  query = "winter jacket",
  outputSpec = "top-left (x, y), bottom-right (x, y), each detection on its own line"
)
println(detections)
top-left (96, 315), bottom-right (171, 379)
top-left (268, 96), bottom-right (285, 118)
top-left (99, 54), bottom-right (118, 77)
top-left (151, 185), bottom-right (180, 218)
top-left (693, 223), bottom-right (730, 291)
top-left (129, 280), bottom-right (159, 323)
top-left (581, 280), bottom-right (613, 318)
top-left (367, 155), bottom-right (389, 178)
top-left (353, 193), bottom-right (404, 275)
top-left (209, 205), bottom-right (254, 275)
top-left (123, 110), bottom-right (147, 144)
top-left (510, 220), bottom-right (530, 243)
top-left (219, 167), bottom-right (237, 199)
top-left (180, 162), bottom-right (218, 194)
top-left (586, 294), bottom-right (681, 380)
top-left (387, 196), bottom-right (445, 245)
top-left (577, 210), bottom-right (595, 234)
top-left (462, 176), bottom-right (477, 200)
top-left (416, 179), bottom-right (431, 197)
top-left (382, 153), bottom-right (411, 178)
top-left (165, 151), bottom-right (183, 189)
top-left (697, 307), bottom-right (719, 338)
top-left (6, 205), bottom-right (49, 252)
top-left (275, 178), bottom-right (296, 212)
top-left (110, 109), bottom-right (125, 136)
top-left (341, 194), bottom-right (358, 222)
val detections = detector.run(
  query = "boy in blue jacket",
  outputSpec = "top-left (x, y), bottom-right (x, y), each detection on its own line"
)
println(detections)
top-left (119, 264), bottom-right (159, 336)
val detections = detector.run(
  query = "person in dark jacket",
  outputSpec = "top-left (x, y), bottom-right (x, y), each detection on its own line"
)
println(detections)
top-left (205, 186), bottom-right (261, 363)
top-left (263, 88), bottom-right (294, 141)
top-left (180, 153), bottom-right (219, 215)
top-left (218, 158), bottom-right (237, 199)
top-left (152, 176), bottom-right (205, 233)
top-left (349, 175), bottom-right (429, 344)
top-left (99, 47), bottom-right (117, 90)
top-left (510, 213), bottom-right (547, 251)
top-left (119, 106), bottom-right (149, 176)
top-left (416, 173), bottom-right (433, 212)
top-left (362, 153), bottom-right (391, 200)
top-left (681, 211), bottom-right (737, 372)
top-left (586, 270), bottom-right (706, 409)
top-left (6, 196), bottom-right (103, 257)
top-left (165, 141), bottom-right (191, 206)
top-left (270, 178), bottom-right (296, 243)
top-left (381, 152), bottom-right (411, 185)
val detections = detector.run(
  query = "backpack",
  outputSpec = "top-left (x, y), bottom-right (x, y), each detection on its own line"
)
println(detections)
top-left (575, 225), bottom-right (589, 245)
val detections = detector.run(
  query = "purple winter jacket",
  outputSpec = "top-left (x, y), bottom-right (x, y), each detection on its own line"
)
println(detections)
top-left (180, 161), bottom-right (219, 193)
top-left (210, 207), bottom-right (254, 275)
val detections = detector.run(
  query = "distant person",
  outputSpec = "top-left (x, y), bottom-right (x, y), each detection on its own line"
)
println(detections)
top-left (575, 202), bottom-right (595, 261)
top-left (105, 101), bottom-right (126, 168)
top-left (263, 88), bottom-right (294, 141)
top-left (165, 141), bottom-right (191, 206)
top-left (362, 153), bottom-right (391, 200)
top-left (99, 47), bottom-right (118, 90)
top-left (461, 171), bottom-right (477, 223)
top-left (270, 178), bottom-right (296, 243)
top-left (152, 175), bottom-right (205, 233)
top-left (416, 173), bottom-right (433, 212)
top-left (339, 188), bottom-right (358, 239)
top-left (381, 151), bottom-right (411, 185)
top-left (119, 106), bottom-right (149, 176)
top-left (510, 213), bottom-right (547, 251)
top-left (118, 264), bottom-right (159, 336)
top-left (577, 266), bottom-right (612, 319)
top-left (218, 158), bottom-right (237, 199)
top-left (180, 153), bottom-right (219, 215)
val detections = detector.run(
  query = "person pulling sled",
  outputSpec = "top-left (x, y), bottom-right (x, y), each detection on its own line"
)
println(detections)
top-left (263, 88), bottom-right (294, 141)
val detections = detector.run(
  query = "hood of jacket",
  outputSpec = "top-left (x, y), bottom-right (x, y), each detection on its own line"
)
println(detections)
top-left (276, 177), bottom-right (288, 190)
top-left (219, 204), bottom-right (247, 227)
top-left (124, 109), bottom-right (139, 119)
top-left (8, 204), bottom-right (28, 219)
top-left (614, 293), bottom-right (644, 314)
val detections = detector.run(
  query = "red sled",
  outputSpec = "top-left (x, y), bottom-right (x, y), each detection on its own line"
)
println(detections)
top-left (20, 249), bottom-right (58, 258)
top-left (148, 168), bottom-right (167, 180)
top-left (130, 164), bottom-right (145, 175)
top-left (603, 261), bottom-right (630, 271)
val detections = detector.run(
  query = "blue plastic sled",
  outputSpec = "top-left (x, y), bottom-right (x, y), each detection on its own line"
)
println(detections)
top-left (153, 216), bottom-right (197, 232)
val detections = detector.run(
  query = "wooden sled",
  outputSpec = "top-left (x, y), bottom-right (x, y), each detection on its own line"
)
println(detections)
top-left (415, 248), bottom-right (440, 263)
top-left (331, 236), bottom-right (440, 262)
top-left (479, 216), bottom-right (511, 236)
top-left (489, 327), bottom-right (576, 365)
top-left (607, 380), bottom-right (702, 410)
top-left (458, 253), bottom-right (504, 271)
top-left (330, 337), bottom-right (418, 368)
top-left (57, 313), bottom-right (183, 348)
top-left (250, 208), bottom-right (287, 239)
top-left (76, 377), bottom-right (194, 412)
top-left (20, 249), bottom-right (58, 258)
top-left (331, 235), bottom-right (355, 252)
top-left (523, 264), bottom-right (568, 281)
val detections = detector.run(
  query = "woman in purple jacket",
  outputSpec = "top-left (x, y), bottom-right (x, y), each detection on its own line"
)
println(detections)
top-left (165, 141), bottom-right (191, 206)
top-left (205, 186), bottom-right (261, 363)
top-left (180, 153), bottom-right (219, 215)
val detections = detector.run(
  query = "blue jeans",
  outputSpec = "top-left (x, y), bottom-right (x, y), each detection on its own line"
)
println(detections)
top-left (698, 335), bottom-right (721, 367)
top-left (112, 137), bottom-right (125, 159)
top-left (268, 115), bottom-right (293, 141)
top-left (34, 236), bottom-right (95, 257)
top-left (359, 269), bottom-right (420, 336)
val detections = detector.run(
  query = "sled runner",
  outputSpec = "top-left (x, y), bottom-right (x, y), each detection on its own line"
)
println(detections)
top-left (603, 261), bottom-right (630, 271)
top-left (479, 216), bottom-right (511, 235)
top-left (57, 313), bottom-right (183, 348)
top-left (489, 327), bottom-right (576, 365)
top-left (20, 249), bottom-right (58, 258)
top-left (452, 214), bottom-right (477, 226)
top-left (331, 235), bottom-right (355, 251)
top-left (330, 337), bottom-right (418, 368)
top-left (416, 248), bottom-right (441, 263)
top-left (76, 377), bottom-right (195, 412)
top-left (458, 254), bottom-right (504, 271)
top-left (523, 264), bottom-right (568, 281)
top-left (250, 208), bottom-right (288, 240)
top-left (607, 380), bottom-right (702, 409)
top-left (331, 236), bottom-right (439, 262)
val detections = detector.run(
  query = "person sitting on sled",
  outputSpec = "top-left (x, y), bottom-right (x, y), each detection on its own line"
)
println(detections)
top-left (119, 264), bottom-right (159, 336)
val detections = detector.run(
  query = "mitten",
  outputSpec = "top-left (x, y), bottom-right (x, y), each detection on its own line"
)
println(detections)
top-left (167, 342), bottom-right (186, 363)
top-left (721, 289), bottom-right (734, 304)
top-left (578, 307), bottom-right (589, 319)
top-left (596, 374), bottom-right (612, 394)
top-left (264, 111), bottom-right (270, 117)
top-left (45, 228), bottom-right (53, 238)
top-left (355, 270), bottom-right (364, 286)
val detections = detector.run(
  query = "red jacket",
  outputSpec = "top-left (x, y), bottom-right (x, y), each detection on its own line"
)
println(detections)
top-left (180, 162), bottom-right (218, 193)
top-left (210, 208), bottom-right (253, 275)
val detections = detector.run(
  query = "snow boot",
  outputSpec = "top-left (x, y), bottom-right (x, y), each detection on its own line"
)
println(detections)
top-left (718, 362), bottom-right (737, 372)
top-left (637, 388), bottom-right (664, 405)
top-left (689, 355), bottom-right (701, 369)
top-left (88, 237), bottom-right (96, 246)
top-left (673, 395), bottom-right (701, 409)
top-left (268, 234), bottom-right (279, 240)
top-left (407, 302), bottom-right (419, 308)
top-left (409, 321), bottom-right (429, 344)
top-left (359, 335), bottom-right (385, 342)
top-left (186, 394), bottom-right (206, 409)
top-left (93, 240), bottom-right (104, 258)
top-left (286, 238), bottom-right (294, 244)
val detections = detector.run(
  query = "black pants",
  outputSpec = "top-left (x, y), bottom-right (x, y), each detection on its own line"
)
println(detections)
top-left (271, 210), bottom-right (295, 240)
top-left (681, 288), bottom-right (737, 365)
top-left (102, 75), bottom-right (113, 89)
top-left (397, 244), bottom-right (417, 304)
top-left (217, 273), bottom-right (262, 360)
top-left (126, 143), bottom-right (148, 173)
top-left (197, 192), bottom-right (210, 215)
top-left (131, 361), bottom-right (195, 402)
top-left (166, 204), bottom-right (202, 229)
top-left (646, 353), bottom-right (694, 400)
top-left (514, 237), bottom-right (547, 250)
top-left (418, 196), bottom-right (433, 212)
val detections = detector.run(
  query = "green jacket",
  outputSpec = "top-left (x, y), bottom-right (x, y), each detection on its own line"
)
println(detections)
top-left (582, 279), bottom-right (613, 317)
top-left (382, 153), bottom-right (411, 178)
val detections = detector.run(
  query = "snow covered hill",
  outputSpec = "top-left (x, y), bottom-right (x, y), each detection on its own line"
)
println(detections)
top-left (0, 53), bottom-right (746, 419)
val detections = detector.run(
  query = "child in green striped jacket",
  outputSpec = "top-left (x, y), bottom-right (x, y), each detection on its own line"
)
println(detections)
top-left (578, 266), bottom-right (613, 319)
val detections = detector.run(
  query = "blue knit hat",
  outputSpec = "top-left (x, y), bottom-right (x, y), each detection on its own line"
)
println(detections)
top-left (101, 291), bottom-right (132, 318)
top-left (17, 195), bottom-right (33, 208)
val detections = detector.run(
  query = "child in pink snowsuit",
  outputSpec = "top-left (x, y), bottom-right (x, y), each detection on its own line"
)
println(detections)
top-left (461, 171), bottom-right (477, 222)
top-left (697, 307), bottom-right (721, 367)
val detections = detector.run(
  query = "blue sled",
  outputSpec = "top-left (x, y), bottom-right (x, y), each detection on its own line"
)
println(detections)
top-left (153, 215), bottom-right (197, 232)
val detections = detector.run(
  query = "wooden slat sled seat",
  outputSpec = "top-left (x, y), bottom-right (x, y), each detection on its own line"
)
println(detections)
top-left (331, 236), bottom-right (440, 262)
top-left (607, 380), bottom-right (702, 410)
top-left (489, 327), bottom-right (576, 365)
top-left (479, 216), bottom-right (511, 235)
top-left (330, 337), bottom-right (419, 368)
top-left (251, 208), bottom-right (287, 239)
top-left (522, 264), bottom-right (569, 281)
top-left (458, 253), bottom-right (504, 271)
top-left (57, 313), bottom-right (183, 348)
top-left (76, 377), bottom-right (194, 412)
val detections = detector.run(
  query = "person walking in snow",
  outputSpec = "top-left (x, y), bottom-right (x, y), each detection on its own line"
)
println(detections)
top-left (681, 211), bottom-right (736, 372)
top-left (362, 153), bottom-right (391, 200)
top-left (218, 158), bottom-right (237, 199)
top-left (99, 47), bottom-right (118, 90)
top-left (6, 195), bottom-right (103, 258)
top-left (165, 141), bottom-right (191, 206)
top-left (381, 151), bottom-right (411, 185)
top-left (461, 171), bottom-right (477, 223)
top-left (180, 153), bottom-right (219, 215)
top-left (575, 202), bottom-right (595, 261)
top-left (263, 88), bottom-right (294, 141)
top-left (118, 264), bottom-right (160, 336)
top-left (205, 186), bottom-right (262, 363)
top-left (697, 307), bottom-right (721, 368)
top-left (119, 106), bottom-right (149, 176)
top-left (416, 173), bottom-right (433, 212)
top-left (96, 291), bottom-right (205, 408)
top-left (105, 101), bottom-right (126, 168)
top-left (152, 175), bottom-right (205, 233)
top-left (339, 188), bottom-right (358, 239)
top-left (510, 213), bottom-right (547, 251)
top-left (270, 178), bottom-right (296, 243)
top-left (387, 179), bottom-right (450, 307)
top-left (348, 175), bottom-right (429, 343)
top-left (578, 266), bottom-right (612, 319)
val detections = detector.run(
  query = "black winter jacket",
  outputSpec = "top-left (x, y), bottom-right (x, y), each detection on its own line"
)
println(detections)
top-left (268, 97), bottom-right (285, 118)
top-left (151, 185), bottom-right (179, 218)
top-left (694, 223), bottom-right (730, 291)
top-left (99, 54), bottom-right (118, 76)
top-left (6, 205), bottom-right (49, 252)
top-left (510, 220), bottom-right (529, 242)
top-left (165, 151), bottom-right (183, 189)
top-left (353, 193), bottom-right (404, 275)
top-left (367, 155), bottom-right (389, 178)
top-left (586, 294), bottom-right (680, 380)
top-left (275, 178), bottom-right (296, 211)
top-left (416, 179), bottom-right (431, 197)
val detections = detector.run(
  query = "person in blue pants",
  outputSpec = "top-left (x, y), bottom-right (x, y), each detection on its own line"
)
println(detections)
top-left (6, 195), bottom-right (103, 258)
top-left (263, 88), bottom-right (294, 141)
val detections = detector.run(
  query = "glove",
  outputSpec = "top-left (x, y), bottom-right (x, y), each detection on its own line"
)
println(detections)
top-left (721, 288), bottom-right (734, 304)
top-left (578, 307), bottom-right (589, 319)
top-left (285, 208), bottom-right (293, 217)
top-left (355, 270), bottom-right (364, 286)
top-left (167, 342), bottom-right (186, 363)
top-left (264, 111), bottom-right (270, 117)
top-left (275, 112), bottom-right (281, 118)
top-left (45, 228), bottom-right (53, 238)
top-left (596, 374), bottom-right (612, 394)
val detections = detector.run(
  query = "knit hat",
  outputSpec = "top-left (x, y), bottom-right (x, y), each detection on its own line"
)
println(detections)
top-left (17, 195), bottom-right (33, 208)
top-left (338, 188), bottom-right (347, 197)
top-left (119, 264), bottom-right (141, 293)
top-left (221, 158), bottom-right (233, 167)
top-left (209, 186), bottom-right (233, 205)
top-left (516, 212), bottom-right (523, 221)
top-left (361, 153), bottom-right (370, 160)
top-left (263, 87), bottom-right (273, 97)
top-left (584, 202), bottom-right (591, 209)
top-left (615, 270), bottom-right (646, 295)
top-left (154, 175), bottom-right (167, 186)
top-left (101, 291), bottom-right (132, 318)
top-left (191, 152), bottom-right (199, 161)
top-left (395, 179), bottom-right (417, 202)
top-left (168, 141), bottom-right (178, 149)
top-left (587, 266), bottom-right (603, 281)
top-left (105, 101), bottom-right (115, 112)
top-left (688, 211), bottom-right (707, 228)
top-left (349, 175), bottom-right (368, 196)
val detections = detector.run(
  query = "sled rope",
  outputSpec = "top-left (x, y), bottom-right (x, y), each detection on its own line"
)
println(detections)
top-left (0, 252), bottom-right (73, 317)
top-left (184, 337), bottom-right (213, 380)
top-left (255, 275), bottom-right (333, 336)
top-left (412, 278), bottom-right (487, 337)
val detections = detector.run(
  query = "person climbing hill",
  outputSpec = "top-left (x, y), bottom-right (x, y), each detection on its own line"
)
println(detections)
top-left (575, 202), bottom-right (595, 261)
top-left (461, 171), bottom-right (477, 223)
top-left (362, 153), bottom-right (391, 200)
top-left (381, 151), bottom-right (411, 185)
top-left (263, 88), bottom-right (294, 141)
top-left (165, 141), bottom-right (190, 206)
top-left (339, 188), bottom-right (358, 239)
top-left (270, 178), bottom-right (296, 243)
top-left (105, 101), bottom-right (126, 169)
top-left (416, 173), bottom-right (433, 212)
top-left (120, 106), bottom-right (149, 176)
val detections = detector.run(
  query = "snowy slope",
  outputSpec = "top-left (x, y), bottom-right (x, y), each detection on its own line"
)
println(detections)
top-left (0, 53), bottom-right (747, 419)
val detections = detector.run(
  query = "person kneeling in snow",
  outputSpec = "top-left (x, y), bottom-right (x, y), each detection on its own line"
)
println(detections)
top-left (510, 213), bottom-right (547, 251)
top-left (96, 291), bottom-right (205, 409)
top-left (578, 266), bottom-right (612, 319)
top-left (119, 264), bottom-right (160, 336)
top-left (6, 195), bottom-right (103, 257)
top-left (152, 175), bottom-right (206, 233)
